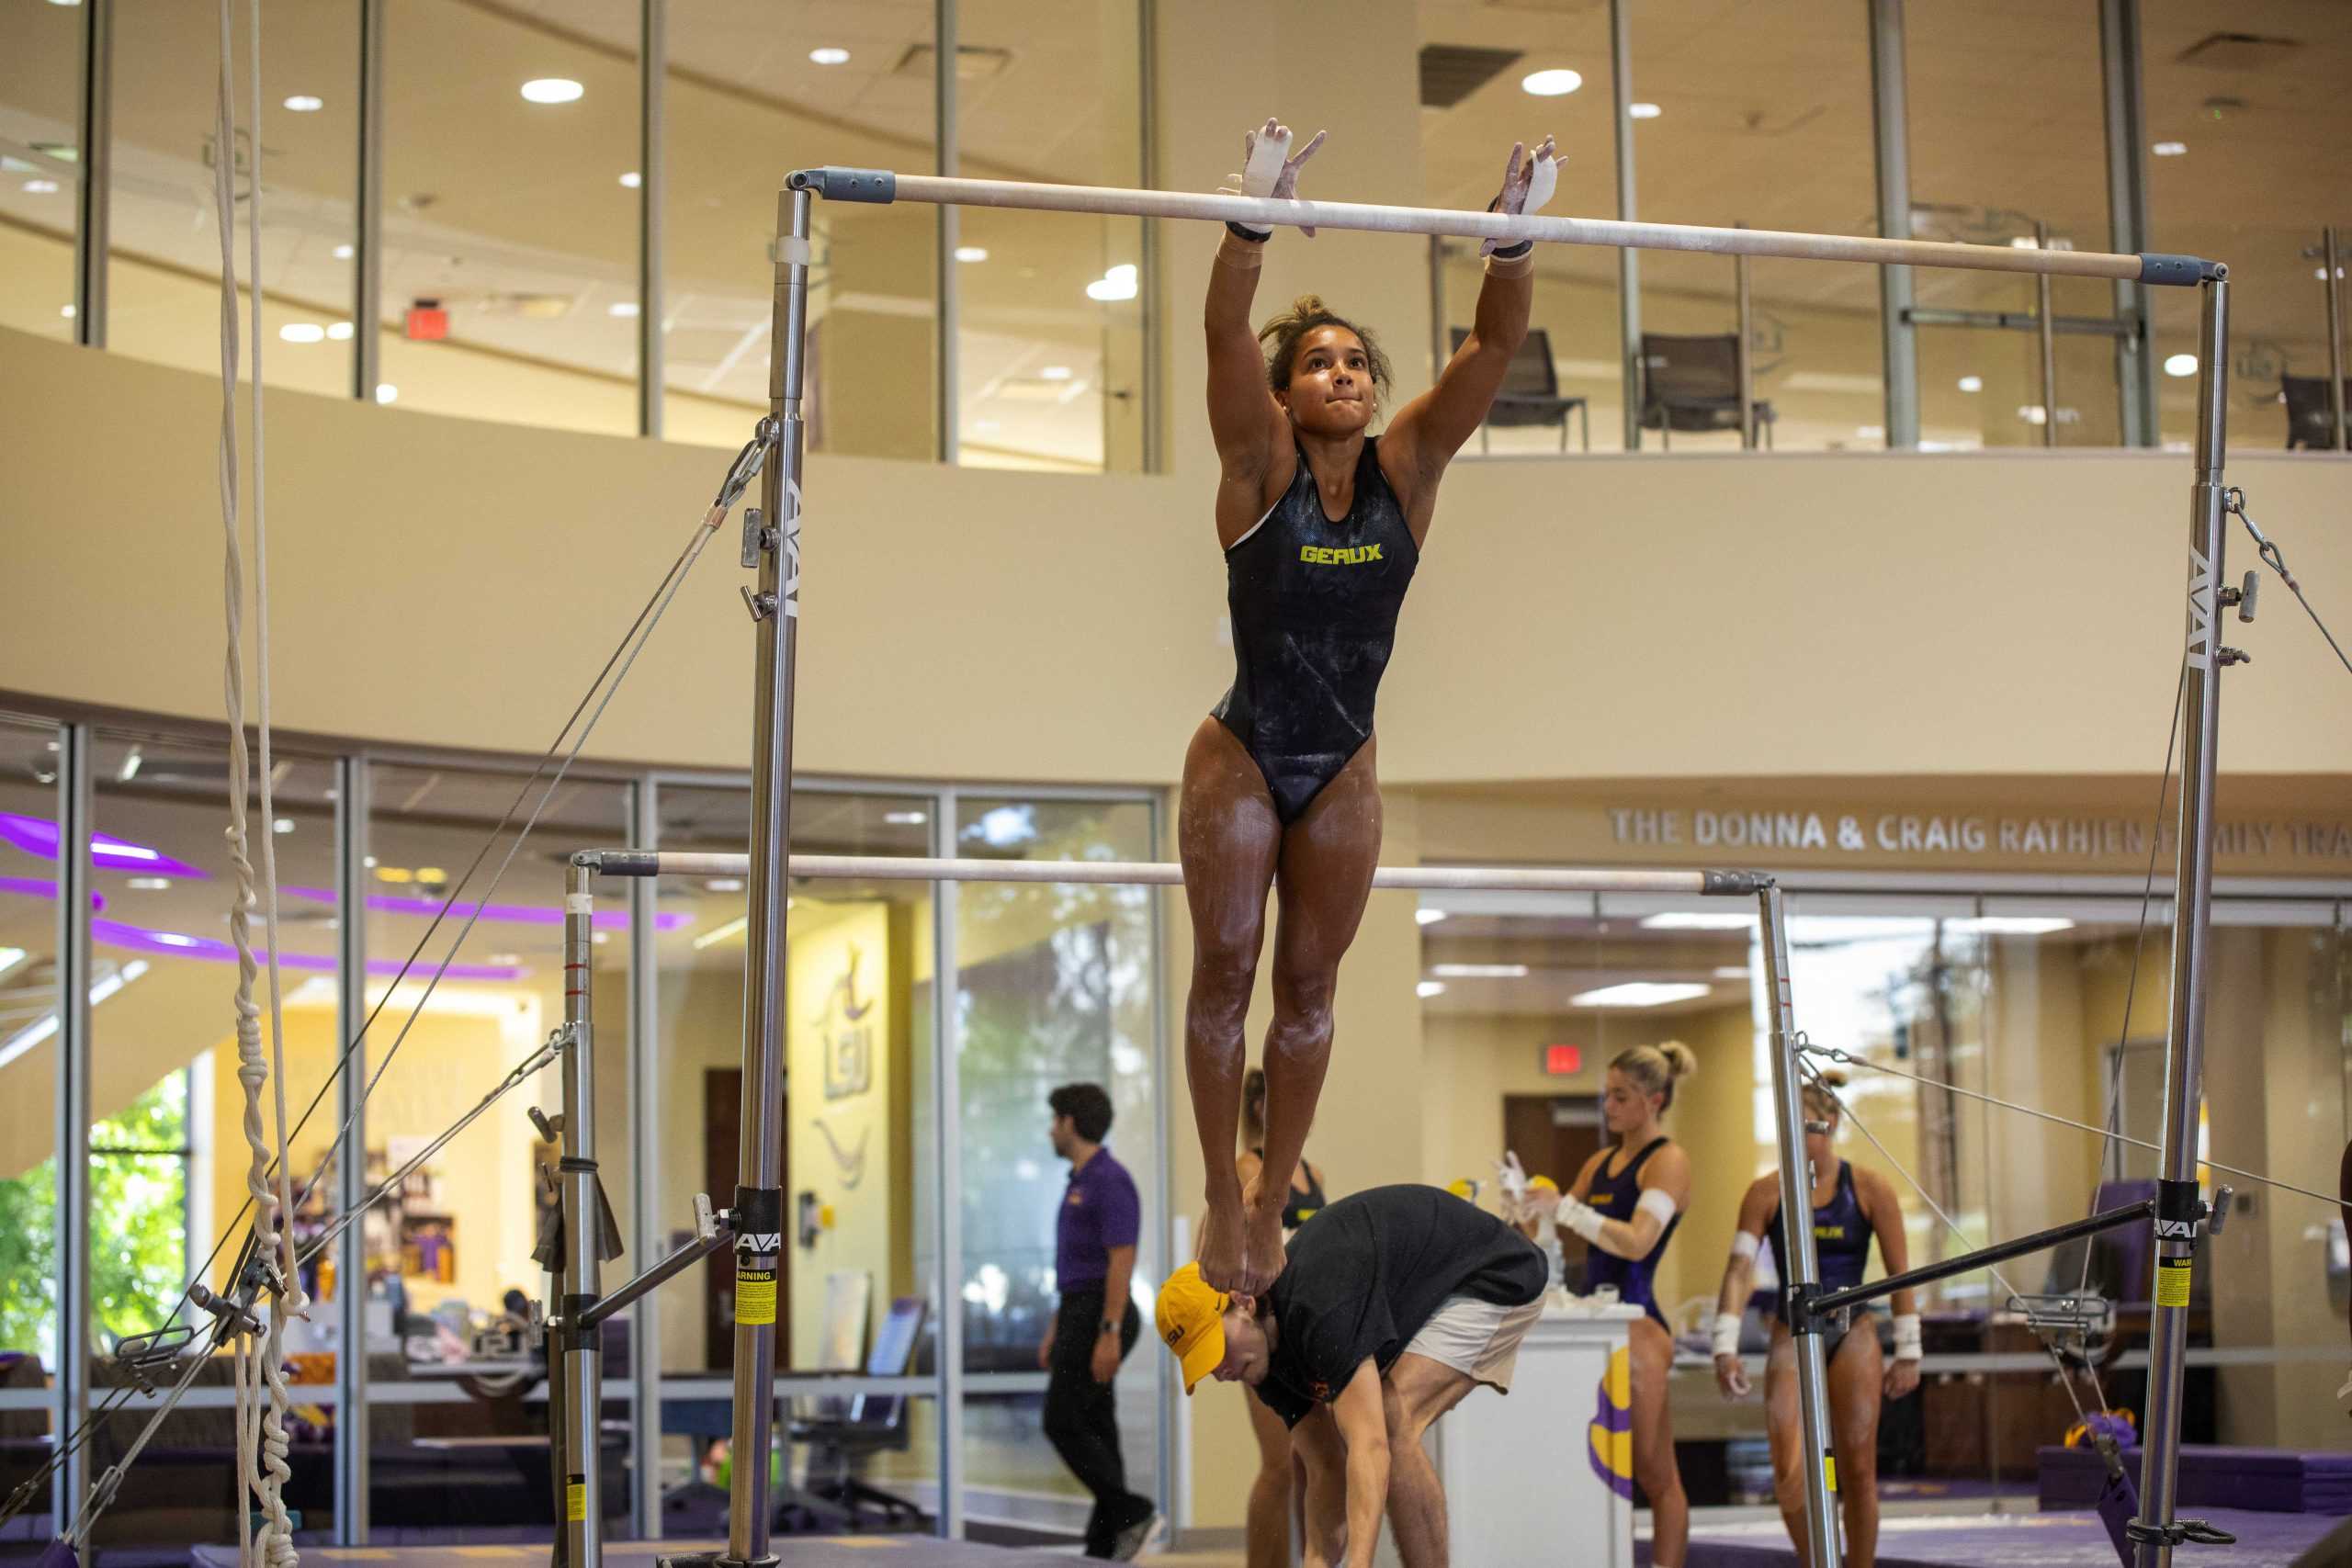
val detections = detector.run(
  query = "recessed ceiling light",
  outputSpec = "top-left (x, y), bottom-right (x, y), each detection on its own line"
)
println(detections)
top-left (128, 876), bottom-right (172, 891)
top-left (1085, 262), bottom-right (1138, 302)
top-left (1628, 102), bottom-right (1661, 119)
top-left (60, 304), bottom-right (75, 319)
top-left (809, 47), bottom-right (851, 65)
top-left (1948, 915), bottom-right (2075, 935)
top-left (279, 322), bottom-right (325, 344)
top-left (333, 243), bottom-right (355, 260)
top-left (327, 321), bottom-right (354, 340)
top-left (593, 931), bottom-right (609, 945)
top-left (2009, 235), bottom-right (2041, 250)
top-left (618, 171), bottom-right (641, 188)
top-left (2018, 403), bottom-right (2050, 424)
top-left (488, 952), bottom-right (521, 966)
top-left (1430, 963), bottom-right (1530, 979)
top-left (1521, 68), bottom-right (1583, 96)
top-left (272, 818), bottom-right (295, 834)
top-left (1415, 907), bottom-right (1447, 926)
top-left (1570, 981), bottom-right (1712, 1008)
top-left (704, 877), bottom-right (744, 893)
top-left (1856, 423), bottom-right (1885, 440)
top-left (1712, 965), bottom-right (1749, 979)
top-left (608, 301), bottom-right (640, 317)
top-left (1957, 374), bottom-right (1983, 393)
top-left (1416, 980), bottom-right (1447, 998)
top-left (2152, 141), bottom-right (2187, 157)
top-left (374, 383), bottom-right (399, 404)
top-left (2163, 353), bottom-right (2198, 378)
top-left (2317, 266), bottom-right (2347, 280)
top-left (883, 810), bottom-right (927, 825)
top-left (23, 178), bottom-right (59, 195)
top-left (1039, 366), bottom-right (1073, 381)
top-left (520, 78), bottom-right (584, 105)
top-left (954, 245), bottom-right (989, 263)
top-left (1639, 911), bottom-right (1754, 931)
top-left (283, 95), bottom-right (323, 113)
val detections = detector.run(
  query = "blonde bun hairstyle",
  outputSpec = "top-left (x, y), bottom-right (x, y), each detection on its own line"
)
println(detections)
top-left (1801, 1069), bottom-right (1849, 1122)
top-left (1611, 1041), bottom-right (1697, 1113)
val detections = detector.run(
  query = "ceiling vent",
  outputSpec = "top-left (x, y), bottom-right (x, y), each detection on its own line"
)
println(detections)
top-left (1419, 43), bottom-right (1524, 109)
top-left (894, 43), bottom-right (1015, 82)
top-left (2174, 32), bottom-right (2301, 71)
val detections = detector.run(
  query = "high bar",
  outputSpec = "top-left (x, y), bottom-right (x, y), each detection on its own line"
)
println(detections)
top-left (786, 167), bottom-right (2222, 288)
top-left (577, 850), bottom-right (1765, 897)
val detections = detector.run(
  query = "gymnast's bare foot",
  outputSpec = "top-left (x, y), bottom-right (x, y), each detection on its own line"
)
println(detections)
top-left (1239, 1186), bottom-right (1290, 1296)
top-left (1199, 1194), bottom-right (1245, 1292)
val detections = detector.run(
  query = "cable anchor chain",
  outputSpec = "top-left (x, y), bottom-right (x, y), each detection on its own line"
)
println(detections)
top-left (711, 416), bottom-right (778, 520)
top-left (2007, 1292), bottom-right (2115, 1341)
top-left (2126, 1517), bottom-right (2238, 1548)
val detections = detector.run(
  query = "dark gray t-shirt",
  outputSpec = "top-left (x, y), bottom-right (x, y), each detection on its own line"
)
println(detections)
top-left (1254, 1184), bottom-right (1545, 1428)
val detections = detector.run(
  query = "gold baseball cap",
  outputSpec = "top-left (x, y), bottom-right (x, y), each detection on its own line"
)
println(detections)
top-left (1156, 1263), bottom-right (1230, 1394)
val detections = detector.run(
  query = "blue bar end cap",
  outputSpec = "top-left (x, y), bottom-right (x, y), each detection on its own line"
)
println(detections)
top-left (788, 166), bottom-right (897, 203)
top-left (2138, 253), bottom-right (2226, 287)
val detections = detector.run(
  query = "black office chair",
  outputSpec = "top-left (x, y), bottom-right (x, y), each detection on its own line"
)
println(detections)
top-left (1451, 327), bottom-right (1589, 452)
top-left (1639, 333), bottom-right (1775, 449)
top-left (784, 1295), bottom-right (929, 1532)
top-left (2280, 374), bottom-right (2350, 450)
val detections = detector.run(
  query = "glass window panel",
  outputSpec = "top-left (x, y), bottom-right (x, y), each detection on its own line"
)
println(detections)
top-left (651, 784), bottom-right (943, 1518)
top-left (108, 0), bottom-right (359, 394)
top-left (380, 0), bottom-right (639, 433)
top-left (1423, 8), bottom-right (1623, 451)
top-left (1906, 3), bottom-right (2120, 448)
top-left (951, 795), bottom-right (1159, 1534)
top-left (662, 3), bottom-right (938, 457)
top-left (0, 0), bottom-right (83, 341)
top-left (363, 761), bottom-right (631, 1541)
top-left (952, 0), bottom-right (1146, 473)
top-left (77, 731), bottom-right (342, 1547)
top-left (1632, 1), bottom-right (1882, 452)
top-left (0, 717), bottom-right (62, 1541)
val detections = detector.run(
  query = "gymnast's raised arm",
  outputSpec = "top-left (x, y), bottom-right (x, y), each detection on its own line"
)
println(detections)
top-left (1206, 118), bottom-right (1323, 546)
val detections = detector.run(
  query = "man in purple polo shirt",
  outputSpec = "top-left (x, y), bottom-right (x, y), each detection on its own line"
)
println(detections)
top-left (1038, 1082), bottom-right (1159, 1559)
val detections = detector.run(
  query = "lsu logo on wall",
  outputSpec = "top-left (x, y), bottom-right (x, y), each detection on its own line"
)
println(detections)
top-left (1587, 1346), bottom-right (1634, 1499)
top-left (814, 942), bottom-right (876, 1100)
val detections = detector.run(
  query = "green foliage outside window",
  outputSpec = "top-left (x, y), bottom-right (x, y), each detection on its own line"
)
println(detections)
top-left (0, 1072), bottom-right (191, 1365)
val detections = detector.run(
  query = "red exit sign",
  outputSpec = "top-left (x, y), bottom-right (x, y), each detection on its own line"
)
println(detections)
top-left (1543, 1043), bottom-right (1583, 1077)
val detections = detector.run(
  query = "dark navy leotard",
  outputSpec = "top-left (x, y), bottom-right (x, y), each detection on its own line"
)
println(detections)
top-left (1766, 1160), bottom-right (1873, 1353)
top-left (1214, 437), bottom-right (1419, 823)
top-left (1584, 1137), bottom-right (1681, 1329)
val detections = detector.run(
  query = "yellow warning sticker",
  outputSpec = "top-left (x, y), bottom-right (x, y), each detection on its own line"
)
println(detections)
top-left (565, 1478), bottom-right (587, 1522)
top-left (737, 1266), bottom-right (778, 1325)
top-left (2155, 1258), bottom-right (2192, 1307)
top-left (1824, 1453), bottom-right (1838, 1493)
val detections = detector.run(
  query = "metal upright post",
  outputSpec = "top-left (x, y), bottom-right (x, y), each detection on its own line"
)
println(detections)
top-left (1735, 233), bottom-right (1755, 450)
top-left (1760, 883), bottom-right (1840, 1568)
top-left (53, 725), bottom-right (95, 1531)
top-left (73, 0), bottom-right (110, 346)
top-left (2099, 0), bottom-right (2158, 446)
top-left (1610, 0), bottom-right (1642, 449)
top-left (2133, 271), bottom-right (2231, 1568)
top-left (718, 185), bottom-right (812, 1568)
top-left (2324, 226), bottom-right (2346, 452)
top-left (354, 0), bottom-right (383, 401)
top-left (628, 784), bottom-right (665, 1540)
top-left (560, 863), bottom-right (605, 1565)
top-left (639, 0), bottom-right (667, 439)
top-left (933, 788), bottom-right (966, 1538)
top-left (333, 756), bottom-right (371, 1544)
top-left (1869, 0), bottom-right (1918, 448)
top-left (2037, 220), bottom-right (2059, 447)
top-left (935, 0), bottom-right (959, 464)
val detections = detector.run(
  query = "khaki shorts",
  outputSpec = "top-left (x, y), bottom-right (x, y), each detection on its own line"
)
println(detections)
top-left (1398, 1293), bottom-right (1546, 1393)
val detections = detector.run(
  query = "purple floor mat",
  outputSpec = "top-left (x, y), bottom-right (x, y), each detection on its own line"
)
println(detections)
top-left (1685, 1506), bottom-right (2335, 1568)
top-left (2041, 1444), bottom-right (2352, 1515)
top-left (194, 1540), bottom-right (1073, 1566)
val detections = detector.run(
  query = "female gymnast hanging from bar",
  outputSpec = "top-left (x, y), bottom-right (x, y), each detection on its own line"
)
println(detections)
top-left (1183, 118), bottom-right (1556, 1294)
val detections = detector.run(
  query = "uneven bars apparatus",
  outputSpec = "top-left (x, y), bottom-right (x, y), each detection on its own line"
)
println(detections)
top-left (540, 168), bottom-right (2227, 1568)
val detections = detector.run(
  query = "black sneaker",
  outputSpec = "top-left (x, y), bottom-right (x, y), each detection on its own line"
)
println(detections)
top-left (1110, 1507), bottom-right (1164, 1561)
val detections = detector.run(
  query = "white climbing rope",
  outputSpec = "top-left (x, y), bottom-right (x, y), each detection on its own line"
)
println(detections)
top-left (213, 0), bottom-right (300, 1560)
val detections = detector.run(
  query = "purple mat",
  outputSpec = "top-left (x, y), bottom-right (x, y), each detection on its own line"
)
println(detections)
top-left (1685, 1506), bottom-right (2334, 1568)
top-left (2041, 1445), bottom-right (2352, 1516)
top-left (193, 1540), bottom-right (1074, 1566)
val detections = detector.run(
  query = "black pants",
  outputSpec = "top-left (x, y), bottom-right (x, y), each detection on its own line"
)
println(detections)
top-left (1043, 1288), bottom-right (1151, 1557)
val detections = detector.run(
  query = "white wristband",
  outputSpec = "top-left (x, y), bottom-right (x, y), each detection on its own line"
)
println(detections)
top-left (1712, 1312), bottom-right (1743, 1359)
top-left (1555, 1195), bottom-right (1604, 1242)
top-left (1892, 1312), bottom-right (1923, 1361)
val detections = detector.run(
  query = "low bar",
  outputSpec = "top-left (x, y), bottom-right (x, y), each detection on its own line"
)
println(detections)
top-left (579, 850), bottom-right (1764, 896)
top-left (786, 167), bottom-right (2221, 288)
top-left (1812, 1197), bottom-right (2155, 1318)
